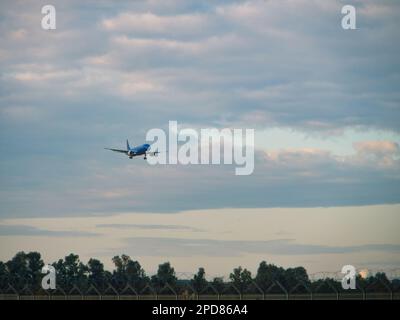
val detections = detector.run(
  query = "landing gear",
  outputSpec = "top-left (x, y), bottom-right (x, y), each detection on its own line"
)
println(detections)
top-left (144, 156), bottom-right (147, 160)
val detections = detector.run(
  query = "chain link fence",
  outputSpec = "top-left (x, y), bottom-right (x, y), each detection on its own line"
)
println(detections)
top-left (1, 269), bottom-right (399, 300)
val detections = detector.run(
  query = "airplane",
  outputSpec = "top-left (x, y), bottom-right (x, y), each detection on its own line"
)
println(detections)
top-left (105, 140), bottom-right (159, 160)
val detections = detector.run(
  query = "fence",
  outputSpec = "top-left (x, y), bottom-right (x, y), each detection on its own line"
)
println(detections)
top-left (1, 269), bottom-right (400, 300)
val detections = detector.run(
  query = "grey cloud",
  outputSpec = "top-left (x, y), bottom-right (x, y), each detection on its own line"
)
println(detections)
top-left (0, 146), bottom-right (399, 218)
top-left (114, 237), bottom-right (400, 257)
top-left (1, 0), bottom-right (399, 132)
top-left (0, 224), bottom-right (98, 237)
top-left (97, 224), bottom-right (203, 232)
top-left (0, 0), bottom-right (399, 218)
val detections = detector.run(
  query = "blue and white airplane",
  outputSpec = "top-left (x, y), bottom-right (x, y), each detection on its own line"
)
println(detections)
top-left (105, 140), bottom-right (158, 160)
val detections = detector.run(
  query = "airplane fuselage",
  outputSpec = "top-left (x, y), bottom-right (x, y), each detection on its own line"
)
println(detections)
top-left (105, 140), bottom-right (155, 160)
top-left (127, 143), bottom-right (151, 158)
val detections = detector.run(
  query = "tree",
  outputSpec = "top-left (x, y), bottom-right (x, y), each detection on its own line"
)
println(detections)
top-left (0, 262), bottom-right (7, 288)
top-left (5, 251), bottom-right (29, 287)
top-left (229, 266), bottom-right (252, 293)
top-left (52, 253), bottom-right (88, 290)
top-left (126, 260), bottom-right (146, 281)
top-left (151, 262), bottom-right (177, 289)
top-left (26, 252), bottom-right (45, 289)
top-left (88, 258), bottom-right (108, 290)
top-left (365, 272), bottom-right (391, 293)
top-left (211, 277), bottom-right (224, 293)
top-left (5, 251), bottom-right (44, 289)
top-left (256, 262), bottom-right (313, 293)
top-left (255, 261), bottom-right (285, 290)
top-left (191, 267), bottom-right (207, 293)
top-left (111, 254), bottom-right (147, 289)
top-left (284, 266), bottom-right (310, 292)
top-left (112, 254), bottom-right (129, 273)
top-left (0, 252), bottom-right (398, 297)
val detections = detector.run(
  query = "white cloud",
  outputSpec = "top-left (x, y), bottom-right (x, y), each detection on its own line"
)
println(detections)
top-left (352, 140), bottom-right (400, 169)
top-left (102, 12), bottom-right (210, 36)
top-left (353, 140), bottom-right (399, 156)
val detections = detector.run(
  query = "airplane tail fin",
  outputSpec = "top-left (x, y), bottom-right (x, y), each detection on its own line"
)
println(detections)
top-left (126, 139), bottom-right (130, 151)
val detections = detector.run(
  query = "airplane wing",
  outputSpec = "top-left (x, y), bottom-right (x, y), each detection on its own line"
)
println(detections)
top-left (104, 148), bottom-right (127, 154)
top-left (147, 150), bottom-right (167, 156)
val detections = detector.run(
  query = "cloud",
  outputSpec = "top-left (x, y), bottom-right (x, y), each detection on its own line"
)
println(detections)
top-left (0, 224), bottom-right (98, 237)
top-left (102, 12), bottom-right (211, 37)
top-left (359, 2), bottom-right (398, 18)
top-left (352, 140), bottom-right (400, 169)
top-left (115, 237), bottom-right (400, 257)
top-left (1, 140), bottom-right (399, 217)
top-left (0, 0), bottom-right (399, 218)
top-left (97, 224), bottom-right (203, 232)
top-left (353, 141), bottom-right (399, 156)
top-left (2, 0), bottom-right (399, 131)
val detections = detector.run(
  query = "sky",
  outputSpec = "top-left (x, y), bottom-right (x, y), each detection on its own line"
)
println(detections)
top-left (0, 0), bottom-right (399, 277)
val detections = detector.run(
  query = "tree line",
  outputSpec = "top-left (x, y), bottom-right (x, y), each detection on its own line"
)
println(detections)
top-left (0, 251), bottom-right (398, 295)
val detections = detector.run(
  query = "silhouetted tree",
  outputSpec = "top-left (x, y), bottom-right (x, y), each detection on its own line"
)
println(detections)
top-left (255, 261), bottom-right (285, 290)
top-left (229, 266), bottom-right (252, 293)
top-left (191, 267), bottom-right (207, 293)
top-left (52, 253), bottom-right (88, 290)
top-left (211, 277), bottom-right (224, 293)
top-left (151, 262), bottom-right (177, 290)
top-left (284, 267), bottom-right (310, 292)
top-left (0, 251), bottom-right (399, 297)
top-left (0, 262), bottom-right (7, 287)
top-left (5, 251), bottom-right (44, 290)
top-left (111, 254), bottom-right (147, 290)
top-left (88, 258), bottom-right (111, 291)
